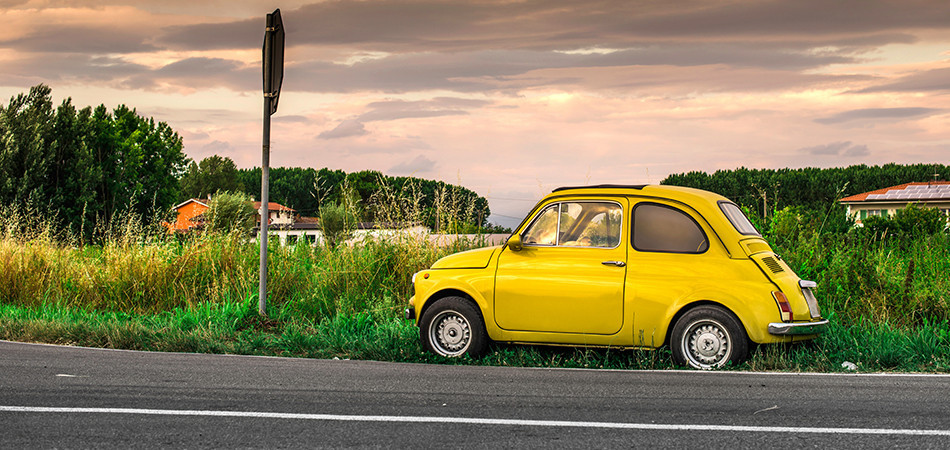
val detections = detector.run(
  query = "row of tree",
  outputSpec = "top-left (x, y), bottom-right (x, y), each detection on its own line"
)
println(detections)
top-left (661, 163), bottom-right (949, 219)
top-left (0, 84), bottom-right (493, 240)
top-left (0, 85), bottom-right (187, 240)
top-left (10, 85), bottom-right (939, 240)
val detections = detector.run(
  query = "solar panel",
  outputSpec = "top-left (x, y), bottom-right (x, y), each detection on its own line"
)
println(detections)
top-left (857, 184), bottom-right (950, 202)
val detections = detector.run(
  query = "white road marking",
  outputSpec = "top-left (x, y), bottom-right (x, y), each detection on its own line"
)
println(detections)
top-left (753, 405), bottom-right (779, 415)
top-left (2, 406), bottom-right (949, 436)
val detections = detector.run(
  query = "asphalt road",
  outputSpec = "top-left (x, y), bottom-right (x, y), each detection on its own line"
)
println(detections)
top-left (2, 340), bottom-right (950, 448)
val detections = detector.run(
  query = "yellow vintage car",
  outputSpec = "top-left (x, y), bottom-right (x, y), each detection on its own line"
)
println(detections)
top-left (405, 184), bottom-right (828, 369)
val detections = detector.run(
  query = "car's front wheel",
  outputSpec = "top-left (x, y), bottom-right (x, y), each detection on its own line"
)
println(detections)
top-left (420, 296), bottom-right (489, 358)
top-left (671, 305), bottom-right (749, 369)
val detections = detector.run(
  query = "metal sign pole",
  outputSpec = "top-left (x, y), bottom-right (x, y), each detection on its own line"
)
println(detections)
top-left (259, 98), bottom-right (271, 316)
top-left (259, 9), bottom-right (283, 316)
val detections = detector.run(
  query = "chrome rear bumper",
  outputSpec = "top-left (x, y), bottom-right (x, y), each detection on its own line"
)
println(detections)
top-left (768, 319), bottom-right (830, 336)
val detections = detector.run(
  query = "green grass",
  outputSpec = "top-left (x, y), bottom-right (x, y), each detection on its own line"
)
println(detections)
top-left (3, 301), bottom-right (949, 372)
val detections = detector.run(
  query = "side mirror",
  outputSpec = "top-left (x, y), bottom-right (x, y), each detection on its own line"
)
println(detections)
top-left (507, 234), bottom-right (523, 252)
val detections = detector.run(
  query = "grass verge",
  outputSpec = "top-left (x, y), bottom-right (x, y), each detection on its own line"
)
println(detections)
top-left (3, 302), bottom-right (949, 372)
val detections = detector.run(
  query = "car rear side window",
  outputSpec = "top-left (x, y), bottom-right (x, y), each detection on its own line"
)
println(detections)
top-left (719, 201), bottom-right (760, 236)
top-left (633, 203), bottom-right (708, 254)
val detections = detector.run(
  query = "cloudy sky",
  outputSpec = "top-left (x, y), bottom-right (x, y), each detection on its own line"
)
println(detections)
top-left (1, 0), bottom-right (949, 227)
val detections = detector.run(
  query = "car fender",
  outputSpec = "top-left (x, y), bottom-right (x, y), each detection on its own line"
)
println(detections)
top-left (415, 269), bottom-right (496, 330)
top-left (663, 289), bottom-right (780, 345)
top-left (634, 284), bottom-right (779, 347)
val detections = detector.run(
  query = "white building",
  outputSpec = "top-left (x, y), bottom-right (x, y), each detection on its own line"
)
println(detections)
top-left (839, 182), bottom-right (950, 226)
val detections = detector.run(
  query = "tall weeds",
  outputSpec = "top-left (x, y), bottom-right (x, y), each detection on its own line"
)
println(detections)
top-left (0, 206), bottom-right (463, 323)
top-left (769, 221), bottom-right (950, 328)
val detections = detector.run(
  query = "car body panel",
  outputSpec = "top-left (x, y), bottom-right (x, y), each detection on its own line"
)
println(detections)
top-left (431, 246), bottom-right (498, 269)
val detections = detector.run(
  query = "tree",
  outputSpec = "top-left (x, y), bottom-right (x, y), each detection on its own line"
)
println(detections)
top-left (204, 190), bottom-right (256, 234)
top-left (0, 85), bottom-right (187, 241)
top-left (319, 202), bottom-right (358, 248)
top-left (179, 155), bottom-right (243, 200)
top-left (0, 85), bottom-right (53, 209)
top-left (320, 183), bottom-right (360, 249)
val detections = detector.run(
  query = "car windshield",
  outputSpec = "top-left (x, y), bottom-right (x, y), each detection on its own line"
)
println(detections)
top-left (719, 202), bottom-right (760, 236)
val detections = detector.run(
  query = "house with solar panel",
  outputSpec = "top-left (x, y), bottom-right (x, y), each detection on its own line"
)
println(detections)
top-left (839, 181), bottom-right (950, 227)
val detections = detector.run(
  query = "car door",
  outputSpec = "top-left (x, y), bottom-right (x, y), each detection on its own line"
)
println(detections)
top-left (494, 199), bottom-right (627, 335)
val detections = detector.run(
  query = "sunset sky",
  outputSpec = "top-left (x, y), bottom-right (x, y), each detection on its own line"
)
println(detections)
top-left (1, 0), bottom-right (949, 227)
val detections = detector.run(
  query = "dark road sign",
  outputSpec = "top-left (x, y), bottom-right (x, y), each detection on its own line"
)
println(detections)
top-left (263, 9), bottom-right (284, 115)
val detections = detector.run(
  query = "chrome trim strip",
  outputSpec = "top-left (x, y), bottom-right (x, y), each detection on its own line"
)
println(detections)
top-left (768, 319), bottom-right (830, 336)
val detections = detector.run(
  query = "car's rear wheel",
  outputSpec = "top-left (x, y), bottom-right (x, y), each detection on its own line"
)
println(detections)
top-left (420, 296), bottom-right (488, 358)
top-left (671, 305), bottom-right (748, 369)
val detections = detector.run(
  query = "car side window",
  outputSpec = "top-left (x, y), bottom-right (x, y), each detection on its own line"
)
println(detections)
top-left (522, 201), bottom-right (622, 248)
top-left (633, 203), bottom-right (708, 253)
top-left (523, 204), bottom-right (559, 245)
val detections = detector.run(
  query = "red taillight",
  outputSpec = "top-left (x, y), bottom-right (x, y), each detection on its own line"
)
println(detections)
top-left (773, 291), bottom-right (793, 322)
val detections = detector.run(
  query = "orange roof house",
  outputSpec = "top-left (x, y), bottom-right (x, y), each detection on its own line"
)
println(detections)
top-left (166, 198), bottom-right (296, 232)
top-left (839, 181), bottom-right (950, 226)
top-left (252, 201), bottom-right (296, 225)
top-left (167, 199), bottom-right (209, 232)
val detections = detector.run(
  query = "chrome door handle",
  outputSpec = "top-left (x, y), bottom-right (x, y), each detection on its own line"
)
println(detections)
top-left (601, 260), bottom-right (626, 267)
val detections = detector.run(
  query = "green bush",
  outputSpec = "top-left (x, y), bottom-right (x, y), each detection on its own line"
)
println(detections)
top-left (893, 203), bottom-right (945, 235)
top-left (862, 203), bottom-right (944, 239)
top-left (319, 202), bottom-right (358, 249)
top-left (205, 190), bottom-right (256, 234)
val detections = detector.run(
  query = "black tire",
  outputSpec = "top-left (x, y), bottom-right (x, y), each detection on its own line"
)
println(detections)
top-left (419, 296), bottom-right (489, 358)
top-left (670, 305), bottom-right (749, 370)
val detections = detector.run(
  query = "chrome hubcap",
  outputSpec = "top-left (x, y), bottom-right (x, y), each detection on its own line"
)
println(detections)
top-left (430, 310), bottom-right (471, 356)
top-left (685, 321), bottom-right (730, 369)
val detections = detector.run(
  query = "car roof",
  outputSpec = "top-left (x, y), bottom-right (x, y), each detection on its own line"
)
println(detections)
top-left (552, 184), bottom-right (647, 192)
top-left (550, 184), bottom-right (729, 203)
